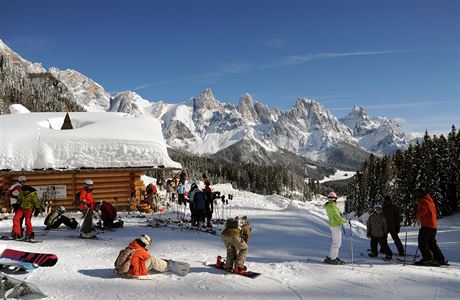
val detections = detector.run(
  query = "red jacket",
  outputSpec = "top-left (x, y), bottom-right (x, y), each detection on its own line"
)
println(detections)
top-left (100, 201), bottom-right (117, 223)
top-left (416, 194), bottom-right (437, 228)
top-left (79, 188), bottom-right (95, 211)
top-left (128, 240), bottom-right (151, 277)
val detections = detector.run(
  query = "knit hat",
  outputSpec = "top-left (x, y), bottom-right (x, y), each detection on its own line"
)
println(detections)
top-left (327, 192), bottom-right (338, 199)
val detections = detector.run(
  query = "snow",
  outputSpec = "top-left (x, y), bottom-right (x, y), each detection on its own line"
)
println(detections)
top-left (0, 185), bottom-right (458, 299)
top-left (0, 107), bottom-right (181, 170)
top-left (319, 170), bottom-right (357, 183)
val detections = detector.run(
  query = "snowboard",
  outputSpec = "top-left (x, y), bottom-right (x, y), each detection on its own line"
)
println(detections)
top-left (0, 235), bottom-right (43, 243)
top-left (165, 260), bottom-right (190, 276)
top-left (206, 260), bottom-right (261, 279)
top-left (0, 258), bottom-right (38, 272)
top-left (0, 273), bottom-right (47, 299)
top-left (1, 248), bottom-right (58, 267)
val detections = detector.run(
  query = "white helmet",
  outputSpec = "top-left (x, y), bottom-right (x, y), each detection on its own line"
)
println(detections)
top-left (139, 234), bottom-right (152, 248)
top-left (84, 179), bottom-right (93, 187)
top-left (18, 176), bottom-right (27, 183)
top-left (56, 206), bottom-right (66, 214)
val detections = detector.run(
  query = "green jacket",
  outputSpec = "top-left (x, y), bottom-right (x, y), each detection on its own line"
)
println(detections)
top-left (18, 191), bottom-right (41, 210)
top-left (324, 201), bottom-right (347, 227)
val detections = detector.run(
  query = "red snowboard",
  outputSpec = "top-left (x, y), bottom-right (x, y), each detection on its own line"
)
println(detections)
top-left (0, 248), bottom-right (58, 267)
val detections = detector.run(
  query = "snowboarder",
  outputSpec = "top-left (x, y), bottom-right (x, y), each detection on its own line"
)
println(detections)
top-left (96, 200), bottom-right (124, 229)
top-left (44, 205), bottom-right (78, 230)
top-left (382, 195), bottom-right (405, 256)
top-left (11, 185), bottom-right (40, 240)
top-left (8, 176), bottom-right (26, 213)
top-left (124, 234), bottom-right (168, 278)
top-left (367, 203), bottom-right (393, 259)
top-left (323, 192), bottom-right (347, 265)
top-left (78, 179), bottom-right (96, 213)
top-left (220, 216), bottom-right (251, 274)
top-left (414, 190), bottom-right (447, 266)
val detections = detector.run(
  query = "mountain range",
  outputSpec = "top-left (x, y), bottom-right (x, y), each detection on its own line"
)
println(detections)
top-left (0, 40), bottom-right (409, 173)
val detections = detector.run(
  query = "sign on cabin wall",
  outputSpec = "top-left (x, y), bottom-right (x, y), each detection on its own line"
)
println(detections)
top-left (33, 185), bottom-right (67, 199)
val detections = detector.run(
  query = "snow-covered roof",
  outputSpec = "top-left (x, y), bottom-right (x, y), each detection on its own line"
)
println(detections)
top-left (0, 106), bottom-right (181, 171)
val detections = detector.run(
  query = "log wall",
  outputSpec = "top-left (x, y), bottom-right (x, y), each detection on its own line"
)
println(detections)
top-left (0, 169), bottom-right (147, 212)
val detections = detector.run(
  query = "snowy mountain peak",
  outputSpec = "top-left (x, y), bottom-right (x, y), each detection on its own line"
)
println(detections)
top-left (193, 88), bottom-right (220, 110)
top-left (0, 40), bottom-right (46, 73)
top-left (238, 93), bottom-right (259, 123)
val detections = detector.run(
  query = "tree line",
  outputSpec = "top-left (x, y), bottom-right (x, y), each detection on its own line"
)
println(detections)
top-left (345, 126), bottom-right (459, 225)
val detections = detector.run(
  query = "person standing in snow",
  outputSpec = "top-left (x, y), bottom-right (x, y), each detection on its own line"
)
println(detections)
top-left (323, 191), bottom-right (348, 265)
top-left (44, 206), bottom-right (78, 230)
top-left (367, 203), bottom-right (393, 259)
top-left (414, 190), bottom-right (447, 266)
top-left (220, 216), bottom-right (251, 274)
top-left (78, 179), bottom-right (96, 213)
top-left (8, 176), bottom-right (27, 213)
top-left (11, 185), bottom-right (40, 240)
top-left (179, 169), bottom-right (187, 184)
top-left (203, 180), bottom-right (214, 227)
top-left (124, 234), bottom-right (168, 278)
top-left (382, 195), bottom-right (405, 256)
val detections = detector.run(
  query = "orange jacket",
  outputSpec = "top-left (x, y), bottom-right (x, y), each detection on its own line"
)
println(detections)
top-left (416, 194), bottom-right (437, 228)
top-left (128, 240), bottom-right (151, 277)
top-left (79, 189), bottom-right (95, 211)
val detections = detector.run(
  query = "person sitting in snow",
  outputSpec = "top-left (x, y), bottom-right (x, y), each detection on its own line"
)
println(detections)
top-left (367, 203), bottom-right (393, 260)
top-left (220, 216), bottom-right (251, 274)
top-left (323, 191), bottom-right (348, 265)
top-left (124, 234), bottom-right (168, 278)
top-left (44, 205), bottom-right (78, 230)
top-left (96, 200), bottom-right (124, 229)
top-left (11, 185), bottom-right (41, 240)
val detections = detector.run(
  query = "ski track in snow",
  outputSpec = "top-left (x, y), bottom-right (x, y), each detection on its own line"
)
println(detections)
top-left (0, 183), bottom-right (459, 299)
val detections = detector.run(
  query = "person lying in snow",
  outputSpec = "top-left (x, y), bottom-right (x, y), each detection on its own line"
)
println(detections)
top-left (119, 234), bottom-right (168, 278)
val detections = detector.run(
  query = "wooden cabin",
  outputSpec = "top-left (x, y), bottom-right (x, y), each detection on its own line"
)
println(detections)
top-left (0, 110), bottom-right (182, 211)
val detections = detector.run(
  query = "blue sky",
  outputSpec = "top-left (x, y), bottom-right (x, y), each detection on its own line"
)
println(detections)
top-left (2, 0), bottom-right (459, 135)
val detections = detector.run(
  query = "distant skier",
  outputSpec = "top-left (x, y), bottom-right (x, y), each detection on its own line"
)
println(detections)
top-left (11, 185), bottom-right (40, 240)
top-left (122, 234), bottom-right (168, 278)
top-left (367, 203), bottom-right (393, 259)
top-left (8, 176), bottom-right (27, 213)
top-left (179, 169), bottom-right (187, 184)
top-left (414, 190), bottom-right (447, 266)
top-left (203, 181), bottom-right (214, 227)
top-left (44, 206), bottom-right (78, 230)
top-left (382, 195), bottom-right (405, 256)
top-left (323, 192), bottom-right (347, 265)
top-left (220, 216), bottom-right (251, 274)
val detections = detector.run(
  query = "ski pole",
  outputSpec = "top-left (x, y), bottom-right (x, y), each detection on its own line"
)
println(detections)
top-left (349, 220), bottom-right (354, 266)
top-left (403, 231), bottom-right (407, 264)
top-left (414, 246), bottom-right (419, 262)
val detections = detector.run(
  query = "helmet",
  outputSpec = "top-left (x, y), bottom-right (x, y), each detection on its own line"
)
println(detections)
top-left (84, 179), bottom-right (93, 187)
top-left (139, 234), bottom-right (152, 248)
top-left (190, 183), bottom-right (198, 190)
top-left (373, 203), bottom-right (383, 209)
top-left (327, 192), bottom-right (338, 199)
top-left (18, 176), bottom-right (27, 183)
top-left (56, 206), bottom-right (66, 214)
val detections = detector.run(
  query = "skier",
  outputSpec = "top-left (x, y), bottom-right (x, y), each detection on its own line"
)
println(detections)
top-left (367, 203), bottom-right (393, 259)
top-left (203, 180), bottom-right (214, 227)
top-left (44, 206), bottom-right (78, 230)
top-left (323, 191), bottom-right (348, 265)
top-left (414, 190), bottom-right (447, 266)
top-left (190, 185), bottom-right (207, 226)
top-left (11, 185), bottom-right (40, 240)
top-left (124, 234), bottom-right (168, 278)
top-left (179, 169), bottom-right (187, 184)
top-left (78, 179), bottom-right (96, 213)
top-left (8, 176), bottom-right (27, 213)
top-left (382, 195), bottom-right (405, 256)
top-left (177, 182), bottom-right (186, 206)
top-left (188, 183), bottom-right (199, 225)
top-left (220, 216), bottom-right (251, 274)
top-left (96, 200), bottom-right (124, 229)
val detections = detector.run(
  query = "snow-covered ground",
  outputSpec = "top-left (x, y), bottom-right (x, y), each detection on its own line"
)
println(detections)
top-left (319, 170), bottom-right (357, 183)
top-left (1, 184), bottom-right (459, 299)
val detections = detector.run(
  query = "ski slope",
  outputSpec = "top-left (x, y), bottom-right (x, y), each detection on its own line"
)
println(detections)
top-left (0, 184), bottom-right (459, 299)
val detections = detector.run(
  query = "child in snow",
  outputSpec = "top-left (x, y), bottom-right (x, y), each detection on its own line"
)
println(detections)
top-left (125, 234), bottom-right (168, 278)
top-left (220, 216), bottom-right (251, 274)
top-left (367, 203), bottom-right (393, 259)
top-left (323, 192), bottom-right (348, 265)
top-left (96, 201), bottom-right (124, 229)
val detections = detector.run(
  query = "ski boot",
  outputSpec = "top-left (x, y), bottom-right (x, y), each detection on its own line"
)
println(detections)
top-left (233, 264), bottom-right (247, 275)
top-left (216, 256), bottom-right (224, 269)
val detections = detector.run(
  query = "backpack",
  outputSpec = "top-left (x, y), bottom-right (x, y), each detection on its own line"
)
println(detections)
top-left (114, 247), bottom-right (137, 274)
top-left (225, 217), bottom-right (239, 229)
